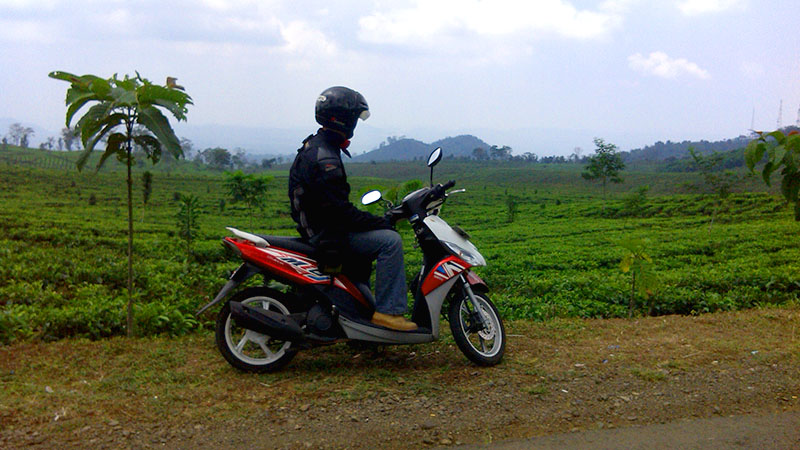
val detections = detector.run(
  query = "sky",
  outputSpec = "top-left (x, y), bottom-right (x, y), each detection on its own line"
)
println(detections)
top-left (1, 0), bottom-right (799, 156)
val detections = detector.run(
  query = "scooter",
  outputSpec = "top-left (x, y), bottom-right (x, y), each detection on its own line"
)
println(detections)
top-left (196, 147), bottom-right (505, 372)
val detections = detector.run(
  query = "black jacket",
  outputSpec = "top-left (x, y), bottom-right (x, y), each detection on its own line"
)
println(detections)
top-left (288, 129), bottom-right (390, 241)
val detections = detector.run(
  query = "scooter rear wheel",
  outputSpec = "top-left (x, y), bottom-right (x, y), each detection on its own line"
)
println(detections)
top-left (215, 287), bottom-right (298, 373)
top-left (448, 292), bottom-right (505, 366)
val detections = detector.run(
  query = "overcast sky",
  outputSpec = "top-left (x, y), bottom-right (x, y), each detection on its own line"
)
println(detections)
top-left (1, 0), bottom-right (798, 155)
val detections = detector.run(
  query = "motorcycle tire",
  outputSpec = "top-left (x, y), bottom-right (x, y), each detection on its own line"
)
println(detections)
top-left (448, 291), bottom-right (505, 366)
top-left (215, 287), bottom-right (299, 373)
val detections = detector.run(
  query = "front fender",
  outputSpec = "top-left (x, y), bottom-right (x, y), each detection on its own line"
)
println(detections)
top-left (465, 270), bottom-right (489, 293)
top-left (195, 263), bottom-right (261, 316)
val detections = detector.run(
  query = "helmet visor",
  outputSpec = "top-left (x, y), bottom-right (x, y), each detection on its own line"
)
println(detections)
top-left (359, 110), bottom-right (370, 121)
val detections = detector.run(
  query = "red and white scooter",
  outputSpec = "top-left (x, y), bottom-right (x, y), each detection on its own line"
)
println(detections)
top-left (197, 147), bottom-right (505, 371)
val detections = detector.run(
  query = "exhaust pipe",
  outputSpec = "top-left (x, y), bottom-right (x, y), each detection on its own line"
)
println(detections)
top-left (229, 302), bottom-right (305, 342)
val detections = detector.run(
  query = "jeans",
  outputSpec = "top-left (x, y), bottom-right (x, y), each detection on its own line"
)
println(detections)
top-left (345, 229), bottom-right (407, 315)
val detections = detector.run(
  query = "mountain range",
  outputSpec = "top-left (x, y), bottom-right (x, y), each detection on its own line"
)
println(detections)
top-left (3, 115), bottom-right (773, 163)
top-left (352, 134), bottom-right (490, 162)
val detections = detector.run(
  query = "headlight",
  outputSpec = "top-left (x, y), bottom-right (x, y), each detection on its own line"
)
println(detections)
top-left (442, 241), bottom-right (484, 266)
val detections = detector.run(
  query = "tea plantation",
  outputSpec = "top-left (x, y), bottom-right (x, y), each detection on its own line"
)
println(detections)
top-left (1, 146), bottom-right (798, 343)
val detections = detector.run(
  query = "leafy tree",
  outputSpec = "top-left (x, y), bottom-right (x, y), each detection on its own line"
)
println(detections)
top-left (176, 193), bottom-right (202, 262)
top-left (202, 147), bottom-right (232, 170)
top-left (490, 145), bottom-right (512, 160)
top-left (688, 147), bottom-right (738, 229)
top-left (61, 127), bottom-right (78, 151)
top-left (1, 137), bottom-right (8, 151)
top-left (261, 157), bottom-right (276, 169)
top-left (570, 147), bottom-right (584, 163)
top-left (49, 70), bottom-right (191, 335)
top-left (472, 147), bottom-right (488, 160)
top-left (179, 137), bottom-right (194, 160)
top-left (8, 123), bottom-right (34, 147)
top-left (225, 170), bottom-right (272, 228)
top-left (581, 138), bottom-right (625, 204)
top-left (745, 130), bottom-right (800, 221)
top-left (232, 148), bottom-right (247, 169)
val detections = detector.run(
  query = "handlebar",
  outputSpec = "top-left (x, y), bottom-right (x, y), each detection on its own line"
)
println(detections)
top-left (384, 180), bottom-right (458, 225)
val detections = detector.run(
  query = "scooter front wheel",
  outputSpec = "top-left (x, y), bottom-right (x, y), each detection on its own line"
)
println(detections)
top-left (215, 287), bottom-right (298, 373)
top-left (448, 292), bottom-right (505, 366)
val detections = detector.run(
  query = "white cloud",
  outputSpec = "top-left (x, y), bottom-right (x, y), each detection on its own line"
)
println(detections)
top-left (676, 0), bottom-right (745, 15)
top-left (628, 51), bottom-right (711, 79)
top-left (358, 0), bottom-right (625, 45)
top-left (0, 0), bottom-right (58, 9)
top-left (278, 20), bottom-right (337, 57)
top-left (0, 18), bottom-right (53, 43)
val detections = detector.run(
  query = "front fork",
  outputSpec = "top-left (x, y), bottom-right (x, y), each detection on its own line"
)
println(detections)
top-left (459, 274), bottom-right (488, 332)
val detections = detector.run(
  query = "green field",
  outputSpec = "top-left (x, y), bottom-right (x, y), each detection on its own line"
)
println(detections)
top-left (1, 146), bottom-right (798, 343)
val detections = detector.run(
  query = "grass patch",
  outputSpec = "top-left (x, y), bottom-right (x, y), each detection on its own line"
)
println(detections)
top-left (630, 367), bottom-right (668, 382)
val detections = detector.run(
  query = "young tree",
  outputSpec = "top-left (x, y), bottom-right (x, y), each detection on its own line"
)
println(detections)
top-left (49, 71), bottom-right (191, 335)
top-left (581, 138), bottom-right (625, 204)
top-left (225, 170), bottom-right (272, 228)
top-left (176, 193), bottom-right (202, 263)
top-left (618, 238), bottom-right (658, 317)
top-left (746, 130), bottom-right (800, 221)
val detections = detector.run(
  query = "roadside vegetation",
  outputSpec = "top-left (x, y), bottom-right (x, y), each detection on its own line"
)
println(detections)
top-left (1, 142), bottom-right (798, 344)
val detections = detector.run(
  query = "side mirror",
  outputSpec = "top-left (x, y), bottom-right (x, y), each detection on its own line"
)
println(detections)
top-left (427, 147), bottom-right (442, 186)
top-left (361, 190), bottom-right (382, 205)
top-left (427, 147), bottom-right (442, 167)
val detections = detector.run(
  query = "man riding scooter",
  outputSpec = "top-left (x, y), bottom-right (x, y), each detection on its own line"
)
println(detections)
top-left (288, 86), bottom-right (417, 331)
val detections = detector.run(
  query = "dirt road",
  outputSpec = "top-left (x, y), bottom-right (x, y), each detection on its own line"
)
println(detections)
top-left (467, 411), bottom-right (800, 449)
top-left (1, 308), bottom-right (798, 449)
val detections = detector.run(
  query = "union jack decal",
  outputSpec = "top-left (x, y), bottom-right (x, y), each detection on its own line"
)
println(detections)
top-left (433, 260), bottom-right (465, 281)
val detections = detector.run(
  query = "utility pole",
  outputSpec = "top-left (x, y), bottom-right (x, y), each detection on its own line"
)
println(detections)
top-left (796, 104), bottom-right (800, 127)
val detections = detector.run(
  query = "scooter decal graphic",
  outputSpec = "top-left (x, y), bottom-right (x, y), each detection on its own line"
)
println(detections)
top-left (260, 248), bottom-right (331, 282)
top-left (433, 261), bottom-right (465, 280)
top-left (422, 257), bottom-right (470, 295)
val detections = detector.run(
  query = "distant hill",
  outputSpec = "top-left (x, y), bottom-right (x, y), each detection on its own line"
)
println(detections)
top-left (622, 135), bottom-right (752, 162)
top-left (621, 128), bottom-right (799, 163)
top-left (353, 134), bottom-right (490, 162)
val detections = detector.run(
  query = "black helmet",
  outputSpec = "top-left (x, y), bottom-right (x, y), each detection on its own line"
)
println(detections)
top-left (315, 86), bottom-right (370, 139)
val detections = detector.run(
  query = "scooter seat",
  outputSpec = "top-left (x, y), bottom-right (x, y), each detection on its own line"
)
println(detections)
top-left (256, 234), bottom-right (316, 256)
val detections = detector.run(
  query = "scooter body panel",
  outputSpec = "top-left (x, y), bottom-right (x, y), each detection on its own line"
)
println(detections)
top-left (338, 315), bottom-right (435, 344)
top-left (336, 275), bottom-right (458, 343)
top-left (226, 237), bottom-right (369, 307)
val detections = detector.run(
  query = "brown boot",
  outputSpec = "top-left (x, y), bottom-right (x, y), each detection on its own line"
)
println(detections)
top-left (371, 312), bottom-right (418, 331)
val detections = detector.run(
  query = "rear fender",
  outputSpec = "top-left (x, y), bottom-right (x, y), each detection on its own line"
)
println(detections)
top-left (195, 263), bottom-right (261, 316)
